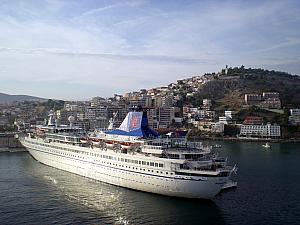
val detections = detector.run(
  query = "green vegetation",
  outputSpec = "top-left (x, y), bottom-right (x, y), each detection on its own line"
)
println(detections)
top-left (42, 99), bottom-right (65, 111)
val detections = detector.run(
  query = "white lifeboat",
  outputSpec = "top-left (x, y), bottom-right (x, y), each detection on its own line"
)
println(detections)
top-left (80, 137), bottom-right (89, 144)
top-left (91, 138), bottom-right (100, 145)
top-left (105, 141), bottom-right (115, 148)
top-left (120, 142), bottom-right (133, 149)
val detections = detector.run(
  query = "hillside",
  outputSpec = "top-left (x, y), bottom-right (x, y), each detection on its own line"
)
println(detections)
top-left (0, 93), bottom-right (47, 103)
top-left (184, 67), bottom-right (300, 110)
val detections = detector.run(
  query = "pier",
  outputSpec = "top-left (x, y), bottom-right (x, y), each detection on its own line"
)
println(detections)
top-left (0, 133), bottom-right (26, 151)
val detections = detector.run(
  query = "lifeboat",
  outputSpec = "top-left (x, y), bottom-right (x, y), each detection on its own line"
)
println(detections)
top-left (105, 141), bottom-right (115, 148)
top-left (91, 138), bottom-right (100, 145)
top-left (80, 137), bottom-right (89, 144)
top-left (120, 142), bottom-right (133, 149)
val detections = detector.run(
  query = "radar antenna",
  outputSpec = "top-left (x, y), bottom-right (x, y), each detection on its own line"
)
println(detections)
top-left (68, 116), bottom-right (75, 128)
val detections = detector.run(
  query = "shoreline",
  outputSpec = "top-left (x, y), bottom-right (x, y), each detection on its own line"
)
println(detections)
top-left (189, 136), bottom-right (300, 143)
top-left (0, 147), bottom-right (27, 153)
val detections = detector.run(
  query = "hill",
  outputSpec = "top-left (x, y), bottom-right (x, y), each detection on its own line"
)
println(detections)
top-left (0, 93), bottom-right (47, 103)
top-left (183, 67), bottom-right (300, 110)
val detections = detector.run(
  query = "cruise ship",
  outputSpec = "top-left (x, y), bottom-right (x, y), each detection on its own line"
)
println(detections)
top-left (20, 110), bottom-right (237, 199)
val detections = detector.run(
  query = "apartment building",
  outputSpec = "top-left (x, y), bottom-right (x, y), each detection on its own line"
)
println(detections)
top-left (240, 123), bottom-right (281, 138)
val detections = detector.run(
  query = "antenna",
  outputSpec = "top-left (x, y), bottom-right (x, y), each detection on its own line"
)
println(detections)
top-left (47, 111), bottom-right (55, 126)
top-left (108, 111), bottom-right (118, 130)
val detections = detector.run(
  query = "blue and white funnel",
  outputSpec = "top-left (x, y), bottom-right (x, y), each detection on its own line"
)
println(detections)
top-left (106, 111), bottom-right (159, 138)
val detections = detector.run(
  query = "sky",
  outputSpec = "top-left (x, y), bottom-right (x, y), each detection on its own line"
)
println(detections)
top-left (0, 0), bottom-right (299, 100)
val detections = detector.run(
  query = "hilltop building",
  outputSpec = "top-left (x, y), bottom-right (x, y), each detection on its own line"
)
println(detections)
top-left (244, 94), bottom-right (262, 105)
top-left (289, 109), bottom-right (300, 125)
top-left (245, 92), bottom-right (281, 109)
top-left (262, 92), bottom-right (280, 99)
top-left (260, 98), bottom-right (281, 109)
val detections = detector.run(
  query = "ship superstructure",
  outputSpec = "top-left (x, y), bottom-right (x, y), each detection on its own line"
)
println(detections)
top-left (20, 110), bottom-right (237, 199)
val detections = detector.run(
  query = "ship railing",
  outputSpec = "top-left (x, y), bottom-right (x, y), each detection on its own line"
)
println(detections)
top-left (177, 164), bottom-right (234, 174)
top-left (149, 139), bottom-right (211, 150)
top-left (142, 144), bottom-right (164, 150)
top-left (164, 146), bottom-right (213, 154)
top-left (102, 134), bottom-right (141, 142)
top-left (141, 146), bottom-right (164, 154)
top-left (143, 142), bottom-right (210, 152)
top-left (175, 168), bottom-right (233, 177)
top-left (185, 159), bottom-right (213, 168)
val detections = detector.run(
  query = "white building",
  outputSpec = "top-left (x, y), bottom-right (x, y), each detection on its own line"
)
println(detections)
top-left (65, 103), bottom-right (79, 112)
top-left (240, 123), bottom-right (281, 138)
top-left (290, 109), bottom-right (300, 116)
top-left (85, 107), bottom-right (96, 120)
top-left (219, 116), bottom-right (228, 125)
top-left (262, 92), bottom-right (279, 99)
top-left (289, 109), bottom-right (300, 125)
top-left (203, 99), bottom-right (212, 109)
top-left (147, 107), bottom-right (176, 129)
top-left (211, 122), bottom-right (225, 134)
top-left (225, 111), bottom-right (234, 120)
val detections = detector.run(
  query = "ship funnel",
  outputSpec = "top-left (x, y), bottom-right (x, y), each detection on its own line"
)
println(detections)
top-left (105, 111), bottom-right (159, 138)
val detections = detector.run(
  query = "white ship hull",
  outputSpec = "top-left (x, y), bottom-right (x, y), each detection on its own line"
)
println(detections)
top-left (21, 137), bottom-right (228, 199)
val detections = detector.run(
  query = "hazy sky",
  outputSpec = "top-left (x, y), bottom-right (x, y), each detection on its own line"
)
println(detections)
top-left (0, 0), bottom-right (299, 100)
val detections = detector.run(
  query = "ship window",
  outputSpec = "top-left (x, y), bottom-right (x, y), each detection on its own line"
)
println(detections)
top-left (169, 154), bottom-right (179, 159)
top-left (155, 163), bottom-right (158, 167)
top-left (159, 163), bottom-right (163, 168)
top-left (150, 162), bottom-right (154, 166)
